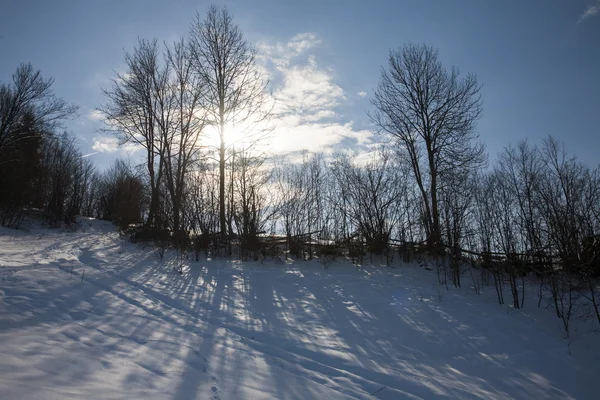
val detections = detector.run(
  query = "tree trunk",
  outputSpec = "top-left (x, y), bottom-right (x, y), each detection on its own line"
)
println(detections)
top-left (219, 121), bottom-right (226, 237)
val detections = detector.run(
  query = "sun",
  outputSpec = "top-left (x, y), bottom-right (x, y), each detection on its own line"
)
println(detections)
top-left (201, 117), bottom-right (271, 154)
top-left (223, 122), bottom-right (250, 149)
top-left (201, 122), bottom-right (240, 151)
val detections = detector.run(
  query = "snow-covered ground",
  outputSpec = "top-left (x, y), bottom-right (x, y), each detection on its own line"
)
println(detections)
top-left (1, 219), bottom-right (599, 399)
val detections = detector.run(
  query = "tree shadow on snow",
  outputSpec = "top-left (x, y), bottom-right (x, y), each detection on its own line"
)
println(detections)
top-left (2, 235), bottom-right (596, 399)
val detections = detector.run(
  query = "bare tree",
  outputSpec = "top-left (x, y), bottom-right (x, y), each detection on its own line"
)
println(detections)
top-left (0, 63), bottom-right (77, 160)
top-left (473, 173), bottom-right (505, 304)
top-left (188, 5), bottom-right (270, 238)
top-left (271, 152), bottom-right (329, 259)
top-left (272, 153), bottom-right (312, 259)
top-left (0, 64), bottom-right (77, 227)
top-left (35, 133), bottom-right (93, 226)
top-left (536, 137), bottom-right (594, 331)
top-left (164, 38), bottom-right (207, 236)
top-left (100, 38), bottom-right (170, 230)
top-left (331, 149), bottom-right (406, 259)
top-left (370, 44), bottom-right (485, 250)
top-left (97, 158), bottom-right (146, 229)
top-left (231, 149), bottom-right (274, 259)
top-left (440, 172), bottom-right (476, 287)
top-left (497, 141), bottom-right (544, 256)
top-left (0, 110), bottom-right (44, 227)
top-left (187, 160), bottom-right (221, 259)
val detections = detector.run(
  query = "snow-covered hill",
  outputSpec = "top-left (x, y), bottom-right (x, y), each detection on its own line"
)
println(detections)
top-left (1, 219), bottom-right (599, 399)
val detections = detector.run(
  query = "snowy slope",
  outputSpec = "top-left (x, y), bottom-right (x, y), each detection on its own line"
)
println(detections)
top-left (1, 219), bottom-right (599, 400)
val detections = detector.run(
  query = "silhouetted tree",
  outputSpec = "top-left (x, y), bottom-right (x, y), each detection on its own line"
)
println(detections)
top-left (100, 39), bottom-right (169, 231)
top-left (331, 149), bottom-right (406, 257)
top-left (370, 44), bottom-right (485, 250)
top-left (97, 158), bottom-right (146, 229)
top-left (0, 63), bottom-right (77, 158)
top-left (0, 64), bottom-right (77, 227)
top-left (164, 38), bottom-right (208, 236)
top-left (188, 5), bottom-right (270, 238)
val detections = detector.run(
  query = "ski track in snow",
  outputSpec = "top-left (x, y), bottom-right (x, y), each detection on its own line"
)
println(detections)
top-left (1, 218), bottom-right (599, 399)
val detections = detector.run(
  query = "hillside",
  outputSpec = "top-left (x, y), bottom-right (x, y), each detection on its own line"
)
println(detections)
top-left (1, 219), bottom-right (599, 399)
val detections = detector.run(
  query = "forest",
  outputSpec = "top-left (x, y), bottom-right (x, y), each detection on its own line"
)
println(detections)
top-left (1, 5), bottom-right (599, 335)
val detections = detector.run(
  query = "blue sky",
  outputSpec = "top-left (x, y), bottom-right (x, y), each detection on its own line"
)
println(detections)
top-left (1, 0), bottom-right (599, 169)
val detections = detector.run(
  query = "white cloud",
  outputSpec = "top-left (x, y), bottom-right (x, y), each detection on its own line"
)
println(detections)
top-left (268, 117), bottom-right (373, 155)
top-left (578, 1), bottom-right (600, 23)
top-left (273, 62), bottom-right (344, 117)
top-left (287, 33), bottom-right (321, 55)
top-left (257, 33), bottom-right (374, 155)
top-left (92, 136), bottom-right (119, 153)
top-left (357, 91), bottom-right (367, 98)
top-left (92, 136), bottom-right (141, 154)
top-left (259, 34), bottom-right (344, 119)
top-left (304, 110), bottom-right (337, 122)
top-left (257, 32), bottom-right (321, 69)
top-left (88, 110), bottom-right (104, 121)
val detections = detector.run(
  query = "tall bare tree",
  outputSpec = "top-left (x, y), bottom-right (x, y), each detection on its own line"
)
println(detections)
top-left (188, 5), bottom-right (270, 238)
top-left (0, 64), bottom-right (77, 227)
top-left (0, 63), bottom-right (77, 162)
top-left (164, 38), bottom-right (207, 235)
top-left (370, 43), bottom-right (484, 250)
top-left (100, 38), bottom-right (170, 230)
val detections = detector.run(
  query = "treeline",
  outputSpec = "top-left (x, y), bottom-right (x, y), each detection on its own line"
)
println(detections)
top-left (1, 5), bottom-right (598, 332)
top-left (0, 63), bottom-right (94, 227)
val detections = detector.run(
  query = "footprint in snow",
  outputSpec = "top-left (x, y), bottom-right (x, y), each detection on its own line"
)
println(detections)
top-left (211, 386), bottom-right (220, 400)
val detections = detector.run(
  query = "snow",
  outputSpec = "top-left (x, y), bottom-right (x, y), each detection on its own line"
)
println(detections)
top-left (1, 219), bottom-right (599, 399)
